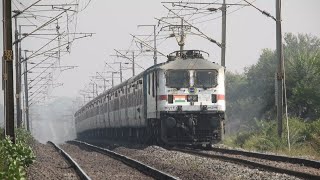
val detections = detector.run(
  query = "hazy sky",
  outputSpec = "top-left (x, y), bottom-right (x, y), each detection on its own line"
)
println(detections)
top-left (1, 0), bottom-right (320, 103)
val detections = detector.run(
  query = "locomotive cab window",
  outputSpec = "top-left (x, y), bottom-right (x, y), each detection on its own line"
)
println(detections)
top-left (194, 70), bottom-right (218, 89)
top-left (166, 70), bottom-right (190, 88)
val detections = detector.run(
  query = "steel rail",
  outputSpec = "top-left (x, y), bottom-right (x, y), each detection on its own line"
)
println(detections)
top-left (209, 147), bottom-right (320, 169)
top-left (70, 140), bottom-right (179, 180)
top-left (48, 141), bottom-right (91, 180)
top-left (171, 147), bottom-right (320, 180)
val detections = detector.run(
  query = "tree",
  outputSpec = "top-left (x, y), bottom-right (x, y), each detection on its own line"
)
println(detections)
top-left (226, 33), bottom-right (320, 133)
top-left (284, 33), bottom-right (320, 119)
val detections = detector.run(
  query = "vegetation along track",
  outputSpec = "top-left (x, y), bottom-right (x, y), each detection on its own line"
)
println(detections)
top-left (69, 140), bottom-right (178, 180)
top-left (170, 146), bottom-right (320, 180)
top-left (48, 141), bottom-right (91, 180)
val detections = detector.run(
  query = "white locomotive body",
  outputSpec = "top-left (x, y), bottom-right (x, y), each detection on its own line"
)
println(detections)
top-left (75, 50), bottom-right (225, 145)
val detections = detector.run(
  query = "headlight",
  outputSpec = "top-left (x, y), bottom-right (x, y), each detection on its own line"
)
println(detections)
top-left (212, 94), bottom-right (217, 103)
top-left (168, 95), bottom-right (173, 104)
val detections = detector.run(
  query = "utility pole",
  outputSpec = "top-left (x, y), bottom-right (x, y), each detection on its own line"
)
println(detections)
top-left (81, 94), bottom-right (86, 104)
top-left (95, 83), bottom-right (98, 96)
top-left (14, 16), bottom-right (22, 128)
top-left (132, 52), bottom-right (135, 76)
top-left (19, 25), bottom-right (23, 125)
top-left (2, 1), bottom-right (5, 139)
top-left (119, 62), bottom-right (123, 82)
top-left (110, 62), bottom-right (123, 82)
top-left (23, 51), bottom-right (30, 131)
top-left (3, 0), bottom-right (15, 142)
top-left (137, 25), bottom-right (157, 65)
top-left (113, 49), bottom-right (145, 77)
top-left (96, 72), bottom-right (110, 91)
top-left (179, 18), bottom-right (185, 51)
top-left (56, 20), bottom-right (61, 65)
top-left (92, 83), bottom-right (94, 99)
top-left (111, 72), bottom-right (114, 87)
top-left (153, 26), bottom-right (157, 65)
top-left (221, 0), bottom-right (227, 67)
top-left (276, 0), bottom-right (284, 138)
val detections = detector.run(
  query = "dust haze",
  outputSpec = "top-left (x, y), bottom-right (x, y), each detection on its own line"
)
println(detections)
top-left (29, 97), bottom-right (82, 143)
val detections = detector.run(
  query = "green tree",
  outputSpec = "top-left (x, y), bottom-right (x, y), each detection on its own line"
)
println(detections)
top-left (244, 49), bottom-right (277, 119)
top-left (226, 33), bottom-right (320, 132)
top-left (226, 49), bottom-right (277, 133)
top-left (284, 33), bottom-right (320, 119)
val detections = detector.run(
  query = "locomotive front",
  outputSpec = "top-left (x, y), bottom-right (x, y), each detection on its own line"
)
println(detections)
top-left (158, 50), bottom-right (225, 145)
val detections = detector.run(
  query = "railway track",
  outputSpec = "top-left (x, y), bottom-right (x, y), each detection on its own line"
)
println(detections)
top-left (69, 140), bottom-right (179, 180)
top-left (169, 146), bottom-right (320, 180)
top-left (48, 141), bottom-right (91, 180)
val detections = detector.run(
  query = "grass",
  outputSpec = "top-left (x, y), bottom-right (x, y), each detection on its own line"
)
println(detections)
top-left (223, 118), bottom-right (320, 160)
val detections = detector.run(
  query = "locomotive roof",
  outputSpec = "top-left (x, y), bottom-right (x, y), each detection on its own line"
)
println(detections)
top-left (159, 57), bottom-right (223, 70)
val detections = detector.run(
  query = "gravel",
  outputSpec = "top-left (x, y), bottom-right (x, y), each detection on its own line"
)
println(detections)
top-left (212, 144), bottom-right (320, 161)
top-left (60, 143), bottom-right (153, 180)
top-left (98, 143), bottom-right (303, 180)
top-left (205, 150), bottom-right (320, 176)
top-left (26, 141), bottom-right (79, 180)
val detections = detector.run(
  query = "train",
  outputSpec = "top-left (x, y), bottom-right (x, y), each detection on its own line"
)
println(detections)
top-left (75, 50), bottom-right (226, 146)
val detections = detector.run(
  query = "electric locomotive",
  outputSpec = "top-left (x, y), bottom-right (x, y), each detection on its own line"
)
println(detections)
top-left (75, 50), bottom-right (225, 145)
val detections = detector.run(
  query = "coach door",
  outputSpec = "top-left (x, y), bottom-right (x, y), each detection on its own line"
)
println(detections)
top-left (147, 71), bottom-right (157, 118)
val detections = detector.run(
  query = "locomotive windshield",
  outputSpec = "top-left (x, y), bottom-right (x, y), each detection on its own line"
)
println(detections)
top-left (166, 70), bottom-right (190, 88)
top-left (194, 70), bottom-right (218, 88)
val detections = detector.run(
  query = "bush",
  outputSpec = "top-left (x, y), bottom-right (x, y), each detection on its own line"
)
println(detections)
top-left (0, 129), bottom-right (35, 179)
top-left (16, 128), bottom-right (34, 145)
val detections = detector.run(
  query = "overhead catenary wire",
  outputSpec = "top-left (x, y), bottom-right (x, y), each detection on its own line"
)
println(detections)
top-left (130, 34), bottom-right (167, 57)
top-left (13, 0), bottom-right (92, 107)
top-left (163, 5), bottom-right (221, 47)
top-left (15, 0), bottom-right (81, 44)
top-left (77, 0), bottom-right (92, 12)
top-left (243, 0), bottom-right (276, 21)
top-left (114, 49), bottom-right (145, 70)
top-left (192, 0), bottom-right (258, 24)
top-left (165, 0), bottom-right (221, 22)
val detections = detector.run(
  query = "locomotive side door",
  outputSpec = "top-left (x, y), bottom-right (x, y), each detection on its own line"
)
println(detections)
top-left (146, 71), bottom-right (157, 119)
